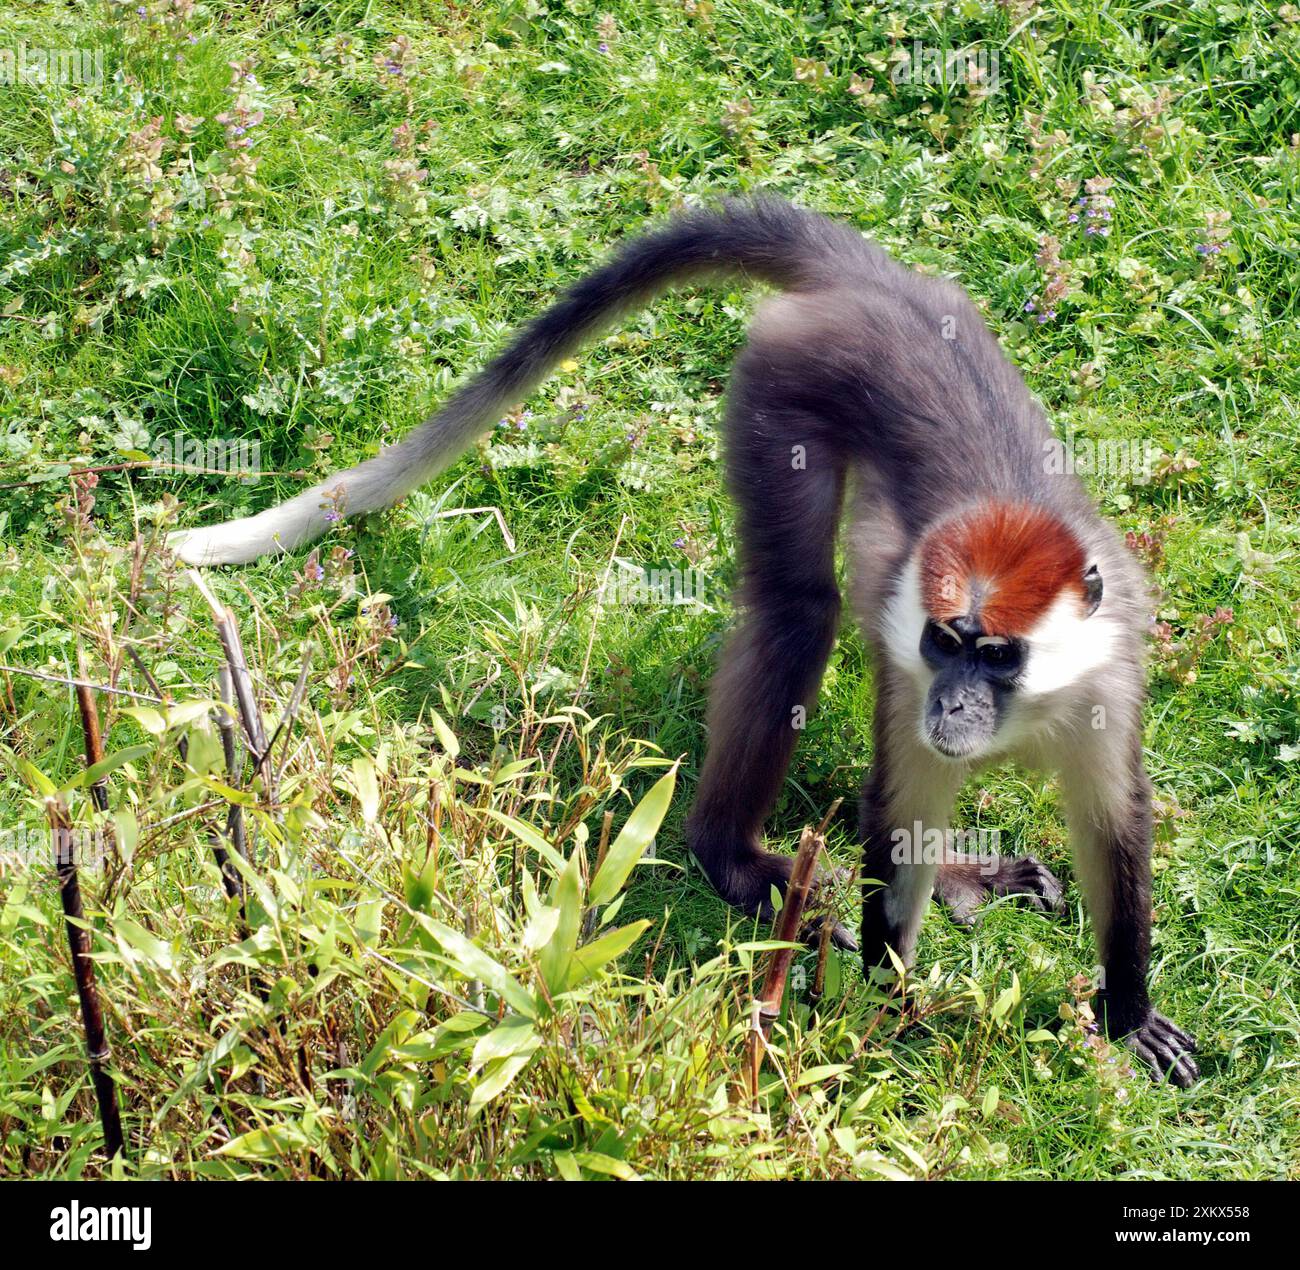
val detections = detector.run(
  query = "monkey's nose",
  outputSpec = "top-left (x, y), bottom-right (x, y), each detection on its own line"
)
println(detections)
top-left (939, 695), bottom-right (964, 717)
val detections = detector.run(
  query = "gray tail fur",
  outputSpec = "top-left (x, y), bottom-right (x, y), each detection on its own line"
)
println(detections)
top-left (171, 199), bottom-right (854, 565)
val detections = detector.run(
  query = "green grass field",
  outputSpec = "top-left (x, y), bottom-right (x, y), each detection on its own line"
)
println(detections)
top-left (0, 0), bottom-right (1297, 1179)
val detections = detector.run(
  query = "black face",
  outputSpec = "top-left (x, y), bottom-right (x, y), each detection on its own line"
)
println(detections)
top-left (919, 615), bottom-right (1024, 759)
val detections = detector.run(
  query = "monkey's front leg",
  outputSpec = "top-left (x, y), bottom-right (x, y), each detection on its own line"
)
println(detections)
top-left (1064, 750), bottom-right (1199, 1088)
top-left (686, 591), bottom-right (857, 948)
top-left (859, 707), bottom-right (967, 970)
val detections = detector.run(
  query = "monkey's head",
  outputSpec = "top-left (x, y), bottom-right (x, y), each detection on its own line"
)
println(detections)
top-left (884, 501), bottom-right (1110, 761)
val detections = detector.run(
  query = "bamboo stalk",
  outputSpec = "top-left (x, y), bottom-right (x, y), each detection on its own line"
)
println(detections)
top-left (73, 677), bottom-right (109, 814)
top-left (47, 796), bottom-right (125, 1160)
top-left (188, 570), bottom-right (271, 793)
top-left (745, 825), bottom-right (823, 1104)
top-left (213, 666), bottom-right (248, 910)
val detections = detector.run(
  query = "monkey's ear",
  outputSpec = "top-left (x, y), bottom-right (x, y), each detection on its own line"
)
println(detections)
top-left (1082, 565), bottom-right (1103, 617)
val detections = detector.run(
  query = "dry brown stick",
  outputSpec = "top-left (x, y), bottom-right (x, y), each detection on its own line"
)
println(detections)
top-left (814, 796), bottom-right (844, 837)
top-left (745, 825), bottom-right (823, 1105)
top-left (47, 795), bottom-right (125, 1160)
top-left (580, 809), bottom-right (615, 941)
top-left (74, 651), bottom-right (110, 815)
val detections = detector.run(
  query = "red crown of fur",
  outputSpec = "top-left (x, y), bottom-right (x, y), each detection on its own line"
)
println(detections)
top-left (919, 502), bottom-right (1087, 637)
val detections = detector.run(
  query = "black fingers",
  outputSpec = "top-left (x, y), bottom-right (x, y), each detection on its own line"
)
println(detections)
top-left (1124, 1011), bottom-right (1200, 1089)
top-left (991, 854), bottom-right (1066, 913)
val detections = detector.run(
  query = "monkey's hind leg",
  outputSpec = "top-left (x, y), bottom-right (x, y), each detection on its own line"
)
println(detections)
top-left (932, 850), bottom-right (1065, 926)
top-left (685, 408), bottom-right (855, 948)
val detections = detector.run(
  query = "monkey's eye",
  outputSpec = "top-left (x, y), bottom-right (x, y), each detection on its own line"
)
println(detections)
top-left (927, 621), bottom-right (962, 656)
top-left (979, 641), bottom-right (1019, 671)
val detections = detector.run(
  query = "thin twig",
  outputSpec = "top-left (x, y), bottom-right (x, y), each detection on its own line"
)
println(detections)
top-left (268, 641), bottom-right (315, 788)
top-left (0, 664), bottom-right (162, 702)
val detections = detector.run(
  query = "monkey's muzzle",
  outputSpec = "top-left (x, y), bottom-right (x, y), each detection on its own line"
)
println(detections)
top-left (924, 667), bottom-right (999, 759)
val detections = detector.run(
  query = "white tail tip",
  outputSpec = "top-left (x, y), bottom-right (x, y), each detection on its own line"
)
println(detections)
top-left (168, 518), bottom-right (284, 566)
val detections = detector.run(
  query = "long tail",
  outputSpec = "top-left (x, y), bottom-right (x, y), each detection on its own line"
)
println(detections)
top-left (170, 199), bottom-right (854, 566)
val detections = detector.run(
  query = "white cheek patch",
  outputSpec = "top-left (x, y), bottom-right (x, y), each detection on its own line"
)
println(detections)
top-left (1019, 590), bottom-right (1117, 697)
top-left (879, 555), bottom-right (929, 679)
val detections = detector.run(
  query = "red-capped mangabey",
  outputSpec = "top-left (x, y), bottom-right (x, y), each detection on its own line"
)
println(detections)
top-left (172, 200), bottom-right (1198, 1086)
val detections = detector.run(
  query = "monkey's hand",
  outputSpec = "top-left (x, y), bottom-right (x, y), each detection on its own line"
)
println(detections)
top-left (933, 853), bottom-right (1065, 925)
top-left (693, 842), bottom-right (858, 951)
top-left (1121, 1011), bottom-right (1200, 1088)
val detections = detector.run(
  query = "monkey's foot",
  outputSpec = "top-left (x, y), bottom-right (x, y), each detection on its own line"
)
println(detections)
top-left (933, 853), bottom-right (1065, 925)
top-left (1121, 1011), bottom-right (1200, 1089)
top-left (693, 844), bottom-right (858, 952)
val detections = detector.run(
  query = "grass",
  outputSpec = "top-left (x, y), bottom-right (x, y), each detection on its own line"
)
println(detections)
top-left (0, 0), bottom-right (1297, 1179)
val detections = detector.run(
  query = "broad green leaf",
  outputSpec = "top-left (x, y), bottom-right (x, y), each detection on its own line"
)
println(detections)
top-left (402, 848), bottom-right (437, 913)
top-left (565, 920), bottom-right (650, 991)
top-left (391, 1012), bottom-right (487, 1061)
top-left (794, 1063), bottom-right (851, 1088)
top-left (479, 808), bottom-right (565, 872)
top-left (415, 914), bottom-right (536, 1019)
top-left (571, 1151), bottom-right (639, 1180)
top-left (115, 917), bottom-right (174, 971)
top-left (467, 1051), bottom-right (534, 1115)
top-left (471, 1016), bottom-right (539, 1068)
top-left (21, 761), bottom-right (57, 798)
top-left (355, 895), bottom-right (386, 947)
top-left (200, 776), bottom-right (258, 807)
top-left (121, 706), bottom-right (166, 736)
top-left (63, 744), bottom-right (152, 792)
top-left (539, 847), bottom-right (583, 996)
top-left (588, 766), bottom-right (677, 906)
top-left (521, 904), bottom-right (560, 952)
top-left (165, 699), bottom-right (222, 730)
top-left (350, 755), bottom-right (379, 825)
top-left (992, 972), bottom-right (1021, 1023)
top-left (857, 1155), bottom-right (915, 1181)
top-left (361, 1009), bottom-right (421, 1078)
top-left (112, 809), bottom-right (137, 864)
top-left (429, 708), bottom-right (460, 759)
top-left (216, 1120), bottom-right (312, 1159)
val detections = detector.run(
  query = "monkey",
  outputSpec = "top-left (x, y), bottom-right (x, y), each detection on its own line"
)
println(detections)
top-left (172, 200), bottom-right (1198, 1086)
